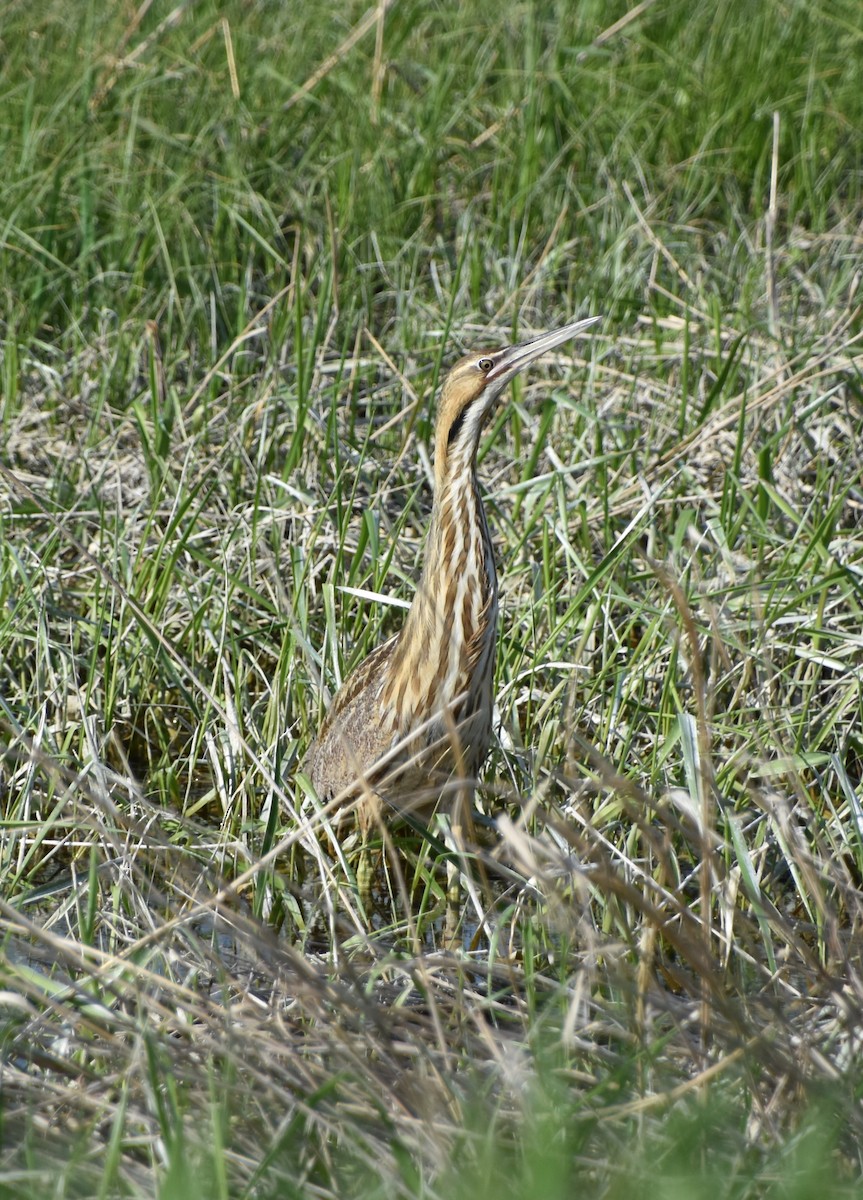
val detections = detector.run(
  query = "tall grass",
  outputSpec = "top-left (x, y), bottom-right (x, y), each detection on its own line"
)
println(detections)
top-left (1, 0), bottom-right (862, 1195)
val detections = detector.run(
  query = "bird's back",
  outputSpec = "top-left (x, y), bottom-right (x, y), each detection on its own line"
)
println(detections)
top-left (303, 610), bottom-right (495, 833)
top-left (303, 636), bottom-right (400, 816)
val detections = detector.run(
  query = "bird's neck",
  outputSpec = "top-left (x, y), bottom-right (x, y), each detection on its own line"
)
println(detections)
top-left (386, 458), bottom-right (498, 712)
top-left (420, 463), bottom-right (498, 627)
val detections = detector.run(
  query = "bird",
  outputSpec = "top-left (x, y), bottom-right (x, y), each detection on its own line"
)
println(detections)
top-left (304, 315), bottom-right (601, 900)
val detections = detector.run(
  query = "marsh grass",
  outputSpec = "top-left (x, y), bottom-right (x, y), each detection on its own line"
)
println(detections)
top-left (2, 0), bottom-right (863, 1195)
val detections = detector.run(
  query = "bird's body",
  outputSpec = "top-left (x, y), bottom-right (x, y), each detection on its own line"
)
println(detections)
top-left (304, 317), bottom-right (599, 847)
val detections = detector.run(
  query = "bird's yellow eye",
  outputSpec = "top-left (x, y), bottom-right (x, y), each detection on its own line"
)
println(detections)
top-left (477, 357), bottom-right (494, 372)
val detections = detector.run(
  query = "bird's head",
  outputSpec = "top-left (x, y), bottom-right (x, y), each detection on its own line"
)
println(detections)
top-left (434, 315), bottom-right (601, 482)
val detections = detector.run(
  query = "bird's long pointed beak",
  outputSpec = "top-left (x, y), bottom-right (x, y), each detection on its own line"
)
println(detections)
top-left (486, 315), bottom-right (601, 390)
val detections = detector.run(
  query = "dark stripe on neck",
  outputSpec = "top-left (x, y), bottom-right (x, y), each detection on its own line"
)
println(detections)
top-left (446, 405), bottom-right (469, 448)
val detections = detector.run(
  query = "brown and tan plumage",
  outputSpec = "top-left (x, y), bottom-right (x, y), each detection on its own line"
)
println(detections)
top-left (304, 316), bottom-right (600, 855)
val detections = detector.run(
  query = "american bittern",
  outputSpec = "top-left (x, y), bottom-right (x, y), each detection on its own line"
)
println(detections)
top-left (305, 316), bottom-right (600, 896)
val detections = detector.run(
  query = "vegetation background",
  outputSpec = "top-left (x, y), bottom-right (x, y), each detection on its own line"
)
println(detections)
top-left (1, 0), bottom-right (862, 1195)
